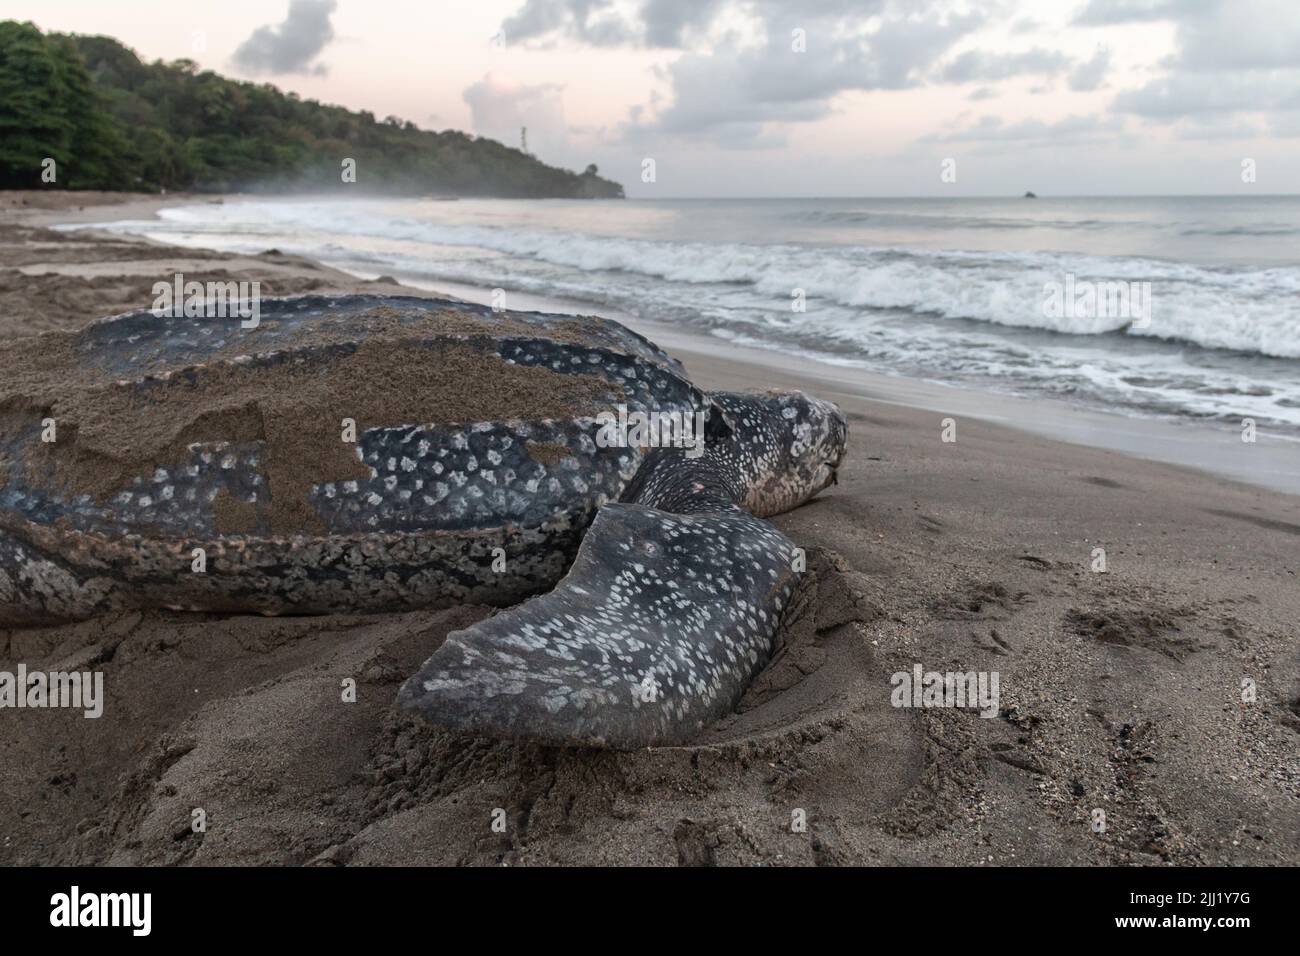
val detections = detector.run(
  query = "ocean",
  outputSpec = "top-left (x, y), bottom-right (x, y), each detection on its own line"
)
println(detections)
top-left (78, 194), bottom-right (1300, 435)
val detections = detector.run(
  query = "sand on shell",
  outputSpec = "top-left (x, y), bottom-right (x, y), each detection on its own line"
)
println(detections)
top-left (0, 193), bottom-right (1296, 867)
top-left (4, 329), bottom-right (618, 534)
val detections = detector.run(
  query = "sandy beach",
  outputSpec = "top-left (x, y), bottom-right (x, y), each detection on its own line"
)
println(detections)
top-left (0, 192), bottom-right (1295, 867)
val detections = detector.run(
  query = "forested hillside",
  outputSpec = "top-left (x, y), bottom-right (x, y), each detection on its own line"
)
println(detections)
top-left (0, 20), bottom-right (623, 198)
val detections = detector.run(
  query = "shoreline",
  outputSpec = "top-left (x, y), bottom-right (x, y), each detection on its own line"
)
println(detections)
top-left (1, 190), bottom-right (1296, 867)
top-left (416, 277), bottom-right (1300, 500)
top-left (27, 191), bottom-right (1300, 498)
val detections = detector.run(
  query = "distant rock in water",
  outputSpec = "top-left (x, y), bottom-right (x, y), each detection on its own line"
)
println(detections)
top-left (1024, 191), bottom-right (1038, 199)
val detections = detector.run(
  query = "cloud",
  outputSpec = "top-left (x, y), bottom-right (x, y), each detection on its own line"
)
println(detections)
top-left (500, 0), bottom-right (652, 47)
top-left (463, 72), bottom-right (569, 155)
top-left (1114, 71), bottom-right (1300, 116)
top-left (866, 10), bottom-right (989, 87)
top-left (1174, 116), bottom-right (1266, 139)
top-left (619, 43), bottom-right (832, 149)
top-left (498, 0), bottom-right (1300, 153)
top-left (642, 0), bottom-right (731, 47)
top-left (613, 2), bottom-right (984, 146)
top-left (1099, 0), bottom-right (1300, 127)
top-left (1172, 1), bottom-right (1300, 71)
top-left (1076, 0), bottom-right (1300, 72)
top-left (931, 113), bottom-right (1124, 147)
top-left (232, 0), bottom-right (337, 75)
top-left (501, 0), bottom-right (884, 49)
top-left (934, 41), bottom-right (1111, 95)
top-left (940, 48), bottom-right (1070, 83)
top-left (1270, 111), bottom-right (1300, 137)
top-left (1068, 47), bottom-right (1111, 91)
top-left (1073, 0), bottom-right (1213, 25)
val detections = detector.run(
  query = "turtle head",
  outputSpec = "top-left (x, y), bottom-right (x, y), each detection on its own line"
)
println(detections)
top-left (711, 390), bottom-right (848, 517)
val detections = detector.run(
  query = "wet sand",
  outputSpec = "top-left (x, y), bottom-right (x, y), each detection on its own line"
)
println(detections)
top-left (0, 192), bottom-right (1296, 866)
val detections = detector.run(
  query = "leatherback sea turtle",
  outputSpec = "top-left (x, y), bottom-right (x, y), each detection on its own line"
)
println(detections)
top-left (0, 294), bottom-right (846, 747)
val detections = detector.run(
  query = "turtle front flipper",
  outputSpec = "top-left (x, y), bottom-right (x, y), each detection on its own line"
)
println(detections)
top-left (398, 390), bottom-right (848, 748)
top-left (398, 502), bottom-right (799, 748)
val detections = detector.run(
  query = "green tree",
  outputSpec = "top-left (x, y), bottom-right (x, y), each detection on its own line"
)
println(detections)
top-left (0, 19), bottom-right (624, 198)
top-left (0, 21), bottom-right (126, 188)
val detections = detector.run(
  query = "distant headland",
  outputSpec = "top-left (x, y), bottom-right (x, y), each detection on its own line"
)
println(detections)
top-left (0, 20), bottom-right (624, 199)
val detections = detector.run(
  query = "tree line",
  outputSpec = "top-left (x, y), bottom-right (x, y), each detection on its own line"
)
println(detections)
top-left (0, 20), bottom-right (623, 198)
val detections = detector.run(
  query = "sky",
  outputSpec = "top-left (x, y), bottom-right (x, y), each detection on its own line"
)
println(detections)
top-left (10, 0), bottom-right (1300, 196)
